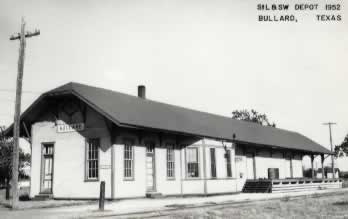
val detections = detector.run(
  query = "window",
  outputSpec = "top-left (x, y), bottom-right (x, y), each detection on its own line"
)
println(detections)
top-left (86, 138), bottom-right (99, 180)
top-left (167, 145), bottom-right (175, 179)
top-left (210, 148), bottom-right (216, 178)
top-left (124, 141), bottom-right (134, 179)
top-left (43, 144), bottom-right (54, 155)
top-left (226, 150), bottom-right (232, 177)
top-left (146, 142), bottom-right (155, 154)
top-left (186, 148), bottom-right (199, 178)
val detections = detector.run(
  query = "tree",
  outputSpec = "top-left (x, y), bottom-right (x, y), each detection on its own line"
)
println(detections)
top-left (0, 127), bottom-right (30, 188)
top-left (334, 134), bottom-right (348, 157)
top-left (232, 109), bottom-right (276, 127)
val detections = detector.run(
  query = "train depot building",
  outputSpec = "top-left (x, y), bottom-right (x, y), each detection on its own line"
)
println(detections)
top-left (6, 82), bottom-right (342, 199)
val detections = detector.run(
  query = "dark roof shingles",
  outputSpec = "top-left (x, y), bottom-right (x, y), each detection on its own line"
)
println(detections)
top-left (46, 82), bottom-right (331, 154)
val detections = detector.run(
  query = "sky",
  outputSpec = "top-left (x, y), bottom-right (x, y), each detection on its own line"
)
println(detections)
top-left (0, 0), bottom-right (347, 155)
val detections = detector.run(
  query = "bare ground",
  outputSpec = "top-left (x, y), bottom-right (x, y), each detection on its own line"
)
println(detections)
top-left (111, 191), bottom-right (348, 219)
top-left (0, 188), bottom-right (95, 209)
top-left (1, 187), bottom-right (348, 218)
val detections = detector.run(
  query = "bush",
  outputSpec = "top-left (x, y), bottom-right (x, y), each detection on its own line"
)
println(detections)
top-left (19, 193), bottom-right (30, 201)
top-left (303, 169), bottom-right (317, 178)
top-left (339, 171), bottom-right (348, 179)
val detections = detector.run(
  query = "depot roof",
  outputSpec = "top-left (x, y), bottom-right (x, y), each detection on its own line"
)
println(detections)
top-left (6, 82), bottom-right (332, 154)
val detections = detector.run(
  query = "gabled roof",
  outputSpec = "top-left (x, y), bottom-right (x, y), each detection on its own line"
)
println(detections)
top-left (8, 82), bottom-right (332, 154)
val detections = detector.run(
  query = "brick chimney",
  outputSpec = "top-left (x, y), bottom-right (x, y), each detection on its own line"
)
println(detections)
top-left (138, 85), bottom-right (146, 99)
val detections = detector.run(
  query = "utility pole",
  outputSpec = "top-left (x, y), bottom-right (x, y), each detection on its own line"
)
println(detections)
top-left (9, 17), bottom-right (40, 209)
top-left (323, 122), bottom-right (336, 179)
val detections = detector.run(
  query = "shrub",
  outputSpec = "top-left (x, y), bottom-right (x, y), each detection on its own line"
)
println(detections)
top-left (342, 180), bottom-right (348, 188)
top-left (339, 171), bottom-right (348, 179)
top-left (303, 169), bottom-right (317, 178)
top-left (19, 193), bottom-right (30, 201)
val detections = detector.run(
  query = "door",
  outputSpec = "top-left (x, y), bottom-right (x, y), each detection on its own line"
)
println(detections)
top-left (246, 153), bottom-right (255, 179)
top-left (285, 157), bottom-right (292, 178)
top-left (41, 144), bottom-right (54, 194)
top-left (146, 143), bottom-right (156, 192)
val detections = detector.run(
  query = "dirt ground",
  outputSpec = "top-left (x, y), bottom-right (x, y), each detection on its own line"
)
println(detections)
top-left (112, 191), bottom-right (348, 219)
top-left (168, 193), bottom-right (347, 219)
top-left (1, 188), bottom-right (348, 218)
top-left (0, 188), bottom-right (94, 209)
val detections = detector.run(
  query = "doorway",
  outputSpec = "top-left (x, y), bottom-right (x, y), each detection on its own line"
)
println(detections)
top-left (41, 143), bottom-right (54, 194)
top-left (285, 156), bottom-right (292, 178)
top-left (246, 153), bottom-right (255, 179)
top-left (146, 143), bottom-right (156, 192)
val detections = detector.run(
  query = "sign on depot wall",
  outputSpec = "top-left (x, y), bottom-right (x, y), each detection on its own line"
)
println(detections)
top-left (57, 123), bottom-right (85, 133)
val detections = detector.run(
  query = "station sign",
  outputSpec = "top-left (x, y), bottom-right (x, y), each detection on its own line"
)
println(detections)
top-left (57, 123), bottom-right (85, 133)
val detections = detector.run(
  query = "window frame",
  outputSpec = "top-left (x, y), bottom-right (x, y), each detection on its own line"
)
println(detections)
top-left (166, 144), bottom-right (175, 180)
top-left (85, 138), bottom-right (100, 182)
top-left (210, 148), bottom-right (217, 178)
top-left (123, 139), bottom-right (134, 180)
top-left (185, 147), bottom-right (200, 178)
top-left (40, 142), bottom-right (55, 192)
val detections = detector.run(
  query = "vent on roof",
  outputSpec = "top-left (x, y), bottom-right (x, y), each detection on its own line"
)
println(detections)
top-left (138, 85), bottom-right (146, 99)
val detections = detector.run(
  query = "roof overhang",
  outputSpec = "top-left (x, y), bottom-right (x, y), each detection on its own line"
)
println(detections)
top-left (4, 83), bottom-right (334, 156)
top-left (234, 139), bottom-right (334, 155)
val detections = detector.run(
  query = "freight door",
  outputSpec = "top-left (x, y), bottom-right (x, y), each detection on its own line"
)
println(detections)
top-left (246, 153), bottom-right (255, 179)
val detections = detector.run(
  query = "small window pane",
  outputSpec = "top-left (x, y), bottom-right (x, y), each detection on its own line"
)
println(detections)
top-left (167, 145), bottom-right (175, 178)
top-left (186, 148), bottom-right (199, 178)
top-left (226, 150), bottom-right (232, 177)
top-left (210, 148), bottom-right (216, 178)
top-left (86, 138), bottom-right (99, 180)
top-left (124, 142), bottom-right (134, 178)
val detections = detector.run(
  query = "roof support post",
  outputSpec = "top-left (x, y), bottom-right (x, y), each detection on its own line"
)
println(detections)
top-left (321, 154), bottom-right (325, 179)
top-left (311, 154), bottom-right (315, 179)
top-left (290, 152), bottom-right (293, 178)
top-left (22, 122), bottom-right (31, 144)
top-left (175, 136), bottom-right (184, 197)
top-left (179, 144), bottom-right (183, 197)
top-left (103, 117), bottom-right (116, 199)
top-left (202, 139), bottom-right (207, 196)
top-left (253, 152), bottom-right (257, 180)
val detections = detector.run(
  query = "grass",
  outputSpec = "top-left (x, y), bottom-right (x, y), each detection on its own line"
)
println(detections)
top-left (146, 191), bottom-right (348, 219)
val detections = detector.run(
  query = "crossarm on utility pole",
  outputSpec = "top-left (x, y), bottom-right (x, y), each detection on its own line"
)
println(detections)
top-left (10, 30), bottom-right (40, 41)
